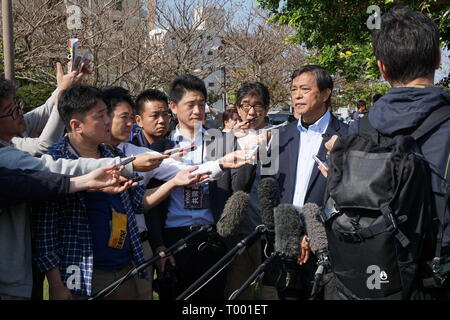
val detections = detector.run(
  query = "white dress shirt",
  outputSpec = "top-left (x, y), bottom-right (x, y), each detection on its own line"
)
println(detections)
top-left (165, 126), bottom-right (215, 228)
top-left (292, 111), bottom-right (330, 210)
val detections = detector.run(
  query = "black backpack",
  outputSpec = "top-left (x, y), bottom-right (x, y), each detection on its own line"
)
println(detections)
top-left (321, 107), bottom-right (450, 300)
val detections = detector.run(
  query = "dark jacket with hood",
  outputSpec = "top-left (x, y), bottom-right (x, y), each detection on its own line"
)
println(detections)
top-left (350, 86), bottom-right (450, 248)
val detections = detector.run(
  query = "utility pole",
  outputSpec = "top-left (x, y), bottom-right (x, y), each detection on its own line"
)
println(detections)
top-left (222, 66), bottom-right (226, 110)
top-left (2, 0), bottom-right (15, 81)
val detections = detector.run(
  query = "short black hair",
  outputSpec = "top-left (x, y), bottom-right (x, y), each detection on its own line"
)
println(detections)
top-left (236, 82), bottom-right (270, 108)
top-left (357, 100), bottom-right (367, 107)
top-left (372, 6), bottom-right (440, 84)
top-left (58, 84), bottom-right (106, 131)
top-left (169, 74), bottom-right (207, 103)
top-left (291, 65), bottom-right (334, 107)
top-left (135, 88), bottom-right (169, 115)
top-left (101, 86), bottom-right (135, 112)
top-left (0, 77), bottom-right (16, 103)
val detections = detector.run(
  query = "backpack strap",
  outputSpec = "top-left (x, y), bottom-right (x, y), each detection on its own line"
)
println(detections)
top-left (358, 116), bottom-right (392, 146)
top-left (359, 106), bottom-right (450, 144)
top-left (411, 106), bottom-right (450, 141)
top-left (358, 116), bottom-right (379, 143)
top-left (434, 154), bottom-right (450, 260)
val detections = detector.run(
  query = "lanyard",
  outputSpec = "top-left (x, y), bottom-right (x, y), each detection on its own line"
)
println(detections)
top-left (66, 137), bottom-right (82, 158)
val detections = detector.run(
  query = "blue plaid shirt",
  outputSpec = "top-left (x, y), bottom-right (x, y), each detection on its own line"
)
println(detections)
top-left (31, 136), bottom-right (145, 296)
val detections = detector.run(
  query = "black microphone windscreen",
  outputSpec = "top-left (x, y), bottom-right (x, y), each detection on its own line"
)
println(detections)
top-left (257, 177), bottom-right (280, 231)
top-left (302, 202), bottom-right (328, 254)
top-left (274, 204), bottom-right (302, 258)
top-left (216, 191), bottom-right (249, 238)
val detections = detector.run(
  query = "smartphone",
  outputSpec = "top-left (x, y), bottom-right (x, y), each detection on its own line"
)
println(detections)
top-left (68, 38), bottom-right (79, 71)
top-left (115, 156), bottom-right (136, 169)
top-left (77, 49), bottom-right (90, 72)
top-left (312, 154), bottom-right (329, 170)
top-left (262, 122), bottom-right (288, 132)
top-left (245, 115), bottom-right (261, 125)
top-left (166, 144), bottom-right (196, 156)
top-left (130, 176), bottom-right (144, 183)
top-left (182, 144), bottom-right (197, 153)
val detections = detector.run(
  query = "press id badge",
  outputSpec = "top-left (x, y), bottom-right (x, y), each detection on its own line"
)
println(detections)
top-left (184, 186), bottom-right (204, 210)
top-left (108, 209), bottom-right (128, 249)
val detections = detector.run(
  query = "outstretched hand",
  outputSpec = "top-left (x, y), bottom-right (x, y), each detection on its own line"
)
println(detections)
top-left (132, 153), bottom-right (169, 172)
top-left (220, 149), bottom-right (254, 169)
top-left (171, 166), bottom-right (209, 187)
top-left (84, 165), bottom-right (137, 194)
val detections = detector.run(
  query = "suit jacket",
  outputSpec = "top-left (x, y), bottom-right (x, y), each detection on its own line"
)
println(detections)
top-left (276, 114), bottom-right (348, 207)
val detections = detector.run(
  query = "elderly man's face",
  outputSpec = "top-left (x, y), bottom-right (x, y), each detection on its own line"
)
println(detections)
top-left (290, 72), bottom-right (330, 123)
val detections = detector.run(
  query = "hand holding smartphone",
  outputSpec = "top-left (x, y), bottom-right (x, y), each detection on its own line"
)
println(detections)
top-left (115, 157), bottom-right (136, 170)
top-left (245, 115), bottom-right (261, 125)
top-left (129, 176), bottom-right (143, 183)
top-left (312, 154), bottom-right (328, 170)
top-left (166, 144), bottom-right (197, 156)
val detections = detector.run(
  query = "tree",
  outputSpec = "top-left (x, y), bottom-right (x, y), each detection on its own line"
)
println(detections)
top-left (222, 9), bottom-right (307, 106)
top-left (256, 0), bottom-right (450, 83)
top-left (3, 0), bottom-right (308, 109)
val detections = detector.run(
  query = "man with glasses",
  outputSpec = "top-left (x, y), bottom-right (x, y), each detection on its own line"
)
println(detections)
top-left (5, 63), bottom-right (88, 157)
top-left (223, 82), bottom-right (281, 300)
top-left (0, 98), bottom-right (24, 119)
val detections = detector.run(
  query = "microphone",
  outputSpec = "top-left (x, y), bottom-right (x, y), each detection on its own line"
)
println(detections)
top-left (177, 190), bottom-right (269, 300)
top-left (216, 191), bottom-right (250, 238)
top-left (228, 203), bottom-right (302, 299)
top-left (302, 202), bottom-right (331, 299)
top-left (274, 204), bottom-right (303, 259)
top-left (89, 224), bottom-right (213, 300)
top-left (91, 192), bottom-right (251, 300)
top-left (257, 177), bottom-right (280, 232)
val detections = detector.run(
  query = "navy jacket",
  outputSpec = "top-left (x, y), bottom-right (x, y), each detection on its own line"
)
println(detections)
top-left (276, 114), bottom-right (348, 206)
top-left (350, 87), bottom-right (450, 247)
top-left (0, 167), bottom-right (70, 208)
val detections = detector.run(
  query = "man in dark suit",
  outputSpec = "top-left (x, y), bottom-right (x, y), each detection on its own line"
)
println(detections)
top-left (275, 65), bottom-right (348, 300)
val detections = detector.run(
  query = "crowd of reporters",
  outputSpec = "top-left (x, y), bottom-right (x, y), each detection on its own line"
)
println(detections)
top-left (0, 5), bottom-right (449, 301)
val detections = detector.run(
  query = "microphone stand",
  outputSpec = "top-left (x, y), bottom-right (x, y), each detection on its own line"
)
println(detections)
top-left (176, 225), bottom-right (267, 300)
top-left (228, 251), bottom-right (278, 300)
top-left (89, 225), bottom-right (214, 300)
top-left (309, 249), bottom-right (330, 300)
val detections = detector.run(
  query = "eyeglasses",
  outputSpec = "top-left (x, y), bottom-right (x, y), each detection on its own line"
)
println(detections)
top-left (0, 98), bottom-right (24, 120)
top-left (238, 103), bottom-right (266, 113)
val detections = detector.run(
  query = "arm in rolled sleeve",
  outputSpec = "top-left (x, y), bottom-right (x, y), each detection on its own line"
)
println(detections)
top-left (151, 157), bottom-right (224, 182)
top-left (12, 97), bottom-right (66, 156)
top-left (0, 146), bottom-right (134, 176)
top-left (22, 90), bottom-right (59, 138)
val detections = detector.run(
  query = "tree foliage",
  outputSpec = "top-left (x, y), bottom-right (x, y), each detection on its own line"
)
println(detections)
top-left (257, 0), bottom-right (450, 83)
